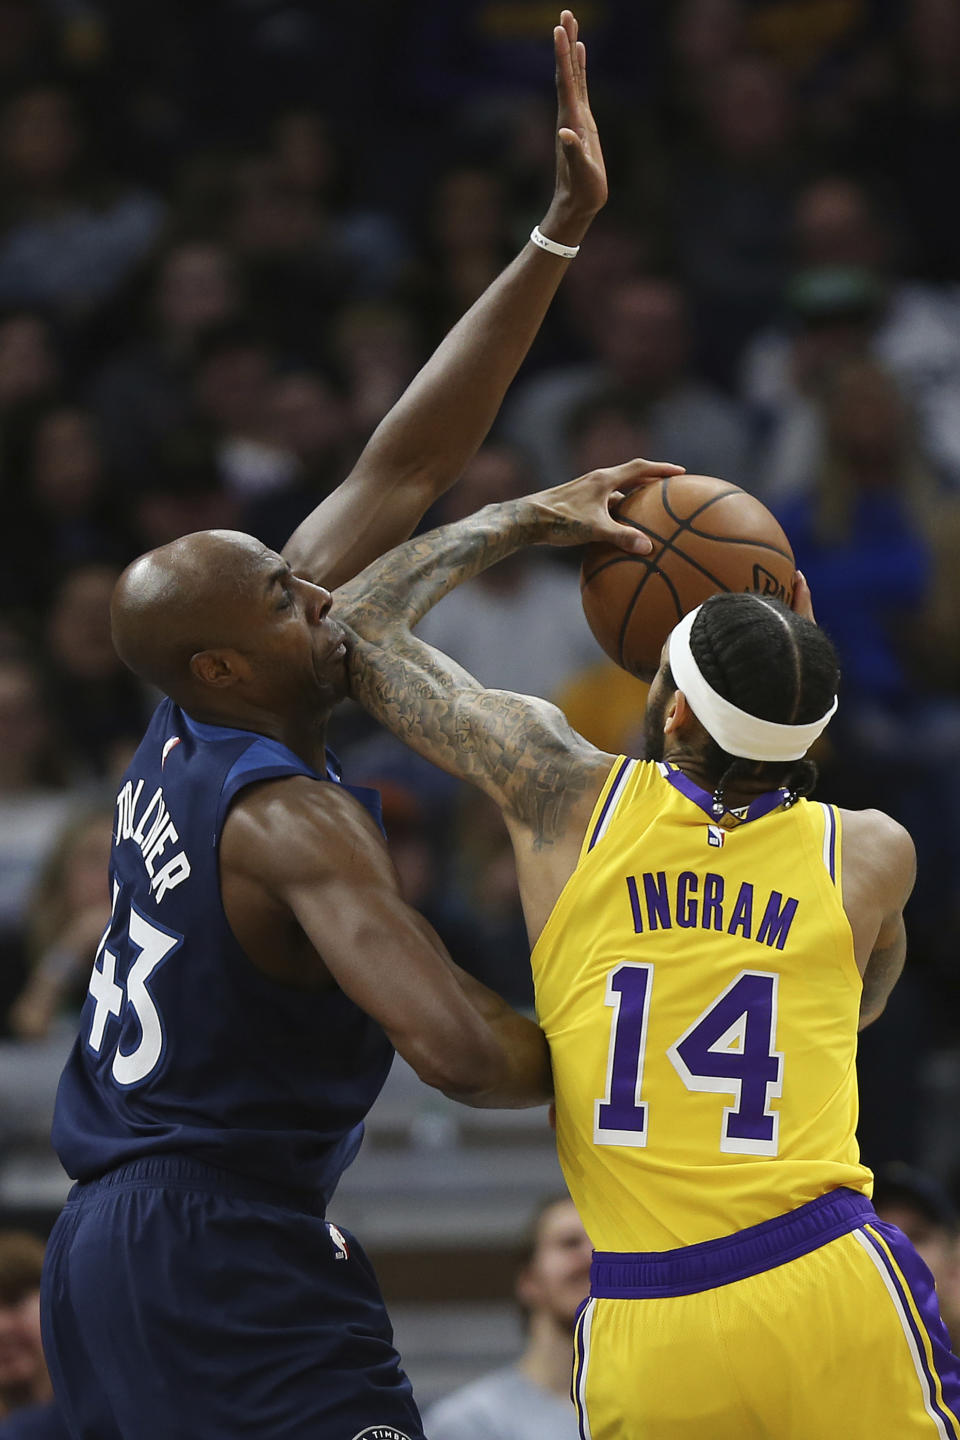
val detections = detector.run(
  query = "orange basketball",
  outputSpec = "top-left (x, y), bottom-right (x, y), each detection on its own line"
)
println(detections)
top-left (580, 475), bottom-right (795, 680)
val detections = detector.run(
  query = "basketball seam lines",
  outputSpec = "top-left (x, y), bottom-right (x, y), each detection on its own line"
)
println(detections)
top-left (659, 483), bottom-right (793, 560)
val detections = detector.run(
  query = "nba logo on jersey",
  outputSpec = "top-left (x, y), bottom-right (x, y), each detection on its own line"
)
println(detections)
top-left (707, 824), bottom-right (726, 848)
top-left (327, 1222), bottom-right (350, 1261)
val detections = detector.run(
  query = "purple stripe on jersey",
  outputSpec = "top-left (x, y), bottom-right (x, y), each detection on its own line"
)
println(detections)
top-left (862, 1222), bottom-right (960, 1436)
top-left (825, 804), bottom-right (837, 882)
top-left (590, 1187), bottom-right (874, 1298)
top-left (571, 1298), bottom-right (590, 1438)
top-left (587, 757), bottom-right (633, 851)
top-left (662, 765), bottom-right (788, 824)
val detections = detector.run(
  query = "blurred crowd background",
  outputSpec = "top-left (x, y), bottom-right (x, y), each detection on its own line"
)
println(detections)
top-left (0, 0), bottom-right (959, 1253)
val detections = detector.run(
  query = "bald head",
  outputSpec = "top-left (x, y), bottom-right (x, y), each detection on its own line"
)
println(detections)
top-left (111, 530), bottom-right (277, 697)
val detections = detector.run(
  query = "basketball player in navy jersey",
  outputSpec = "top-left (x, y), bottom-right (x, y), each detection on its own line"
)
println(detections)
top-left (39, 16), bottom-right (639, 1440)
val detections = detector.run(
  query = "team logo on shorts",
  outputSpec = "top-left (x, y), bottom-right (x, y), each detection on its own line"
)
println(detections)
top-left (350, 1429), bottom-right (412, 1440)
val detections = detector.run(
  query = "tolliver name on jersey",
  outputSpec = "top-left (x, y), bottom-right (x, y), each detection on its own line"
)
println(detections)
top-left (115, 778), bottom-right (192, 903)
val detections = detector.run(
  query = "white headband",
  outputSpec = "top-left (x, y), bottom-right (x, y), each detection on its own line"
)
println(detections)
top-left (667, 604), bottom-right (838, 762)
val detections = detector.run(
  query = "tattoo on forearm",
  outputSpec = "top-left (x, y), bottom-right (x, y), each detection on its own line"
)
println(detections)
top-left (337, 499), bottom-right (589, 635)
top-left (347, 629), bottom-right (596, 848)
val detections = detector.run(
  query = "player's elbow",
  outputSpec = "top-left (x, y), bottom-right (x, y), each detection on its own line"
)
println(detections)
top-left (404, 1031), bottom-right (505, 1101)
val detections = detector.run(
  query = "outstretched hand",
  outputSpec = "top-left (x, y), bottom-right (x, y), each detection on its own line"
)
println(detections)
top-left (555, 10), bottom-right (607, 214)
top-left (526, 457), bottom-right (685, 554)
top-left (545, 10), bottom-right (608, 233)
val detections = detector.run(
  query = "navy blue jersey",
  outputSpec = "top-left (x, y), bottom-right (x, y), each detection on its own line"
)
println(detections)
top-left (51, 698), bottom-right (394, 1203)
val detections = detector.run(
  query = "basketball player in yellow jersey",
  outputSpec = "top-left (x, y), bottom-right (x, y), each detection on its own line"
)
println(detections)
top-left (338, 465), bottom-right (960, 1440)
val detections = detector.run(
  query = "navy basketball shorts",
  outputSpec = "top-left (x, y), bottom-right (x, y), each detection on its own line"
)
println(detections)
top-left (40, 1156), bottom-right (424, 1440)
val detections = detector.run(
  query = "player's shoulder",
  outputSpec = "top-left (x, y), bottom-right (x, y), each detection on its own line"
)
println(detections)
top-left (837, 807), bottom-right (916, 885)
top-left (223, 773), bottom-right (385, 875)
top-left (838, 806), bottom-right (914, 855)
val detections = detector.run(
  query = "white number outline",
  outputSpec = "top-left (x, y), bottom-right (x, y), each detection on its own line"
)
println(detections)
top-left (593, 962), bottom-right (653, 1148)
top-left (666, 969), bottom-right (783, 1156)
top-left (593, 966), bottom-right (784, 1155)
top-left (85, 887), bottom-right (181, 1089)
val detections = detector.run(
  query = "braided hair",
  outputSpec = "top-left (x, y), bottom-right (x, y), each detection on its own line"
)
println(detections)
top-left (670, 592), bottom-right (839, 813)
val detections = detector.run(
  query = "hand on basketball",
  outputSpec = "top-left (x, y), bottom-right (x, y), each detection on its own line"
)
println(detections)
top-left (791, 570), bottom-right (816, 622)
top-left (542, 11), bottom-right (607, 235)
top-left (528, 458), bottom-right (685, 554)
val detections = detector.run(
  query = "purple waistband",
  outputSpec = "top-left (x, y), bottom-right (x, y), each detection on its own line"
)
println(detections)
top-left (591, 1187), bottom-right (875, 1299)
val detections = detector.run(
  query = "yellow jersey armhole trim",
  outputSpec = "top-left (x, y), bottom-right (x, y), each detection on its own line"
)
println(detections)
top-left (576, 754), bottom-right (634, 865)
top-left (533, 755), bottom-right (636, 979)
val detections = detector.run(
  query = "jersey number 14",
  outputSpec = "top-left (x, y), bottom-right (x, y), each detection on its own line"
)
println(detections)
top-left (594, 963), bottom-right (783, 1156)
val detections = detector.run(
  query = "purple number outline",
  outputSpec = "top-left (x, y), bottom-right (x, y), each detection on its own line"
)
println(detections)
top-left (594, 963), bottom-right (653, 1148)
top-left (666, 969), bottom-right (783, 1156)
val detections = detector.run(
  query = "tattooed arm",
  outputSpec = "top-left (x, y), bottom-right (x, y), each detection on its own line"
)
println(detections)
top-left (338, 460), bottom-right (679, 849)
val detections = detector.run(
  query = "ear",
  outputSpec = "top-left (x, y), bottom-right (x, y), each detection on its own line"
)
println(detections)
top-left (663, 688), bottom-right (690, 735)
top-left (190, 649), bottom-right (245, 689)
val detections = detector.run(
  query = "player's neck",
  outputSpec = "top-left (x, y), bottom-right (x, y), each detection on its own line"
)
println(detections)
top-left (664, 745), bottom-right (776, 808)
top-left (183, 701), bottom-right (330, 772)
top-left (518, 1312), bottom-right (578, 1397)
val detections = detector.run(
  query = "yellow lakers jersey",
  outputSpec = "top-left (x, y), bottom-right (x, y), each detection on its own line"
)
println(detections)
top-left (531, 757), bottom-right (872, 1252)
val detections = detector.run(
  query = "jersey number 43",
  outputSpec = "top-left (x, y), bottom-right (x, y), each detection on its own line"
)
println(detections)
top-left (594, 963), bottom-right (783, 1156)
top-left (85, 882), bottom-right (181, 1087)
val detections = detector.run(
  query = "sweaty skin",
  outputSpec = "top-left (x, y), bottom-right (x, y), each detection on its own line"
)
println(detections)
top-left (339, 485), bottom-right (916, 1031)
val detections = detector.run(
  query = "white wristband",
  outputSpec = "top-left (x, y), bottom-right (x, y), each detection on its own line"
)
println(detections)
top-left (530, 224), bottom-right (580, 259)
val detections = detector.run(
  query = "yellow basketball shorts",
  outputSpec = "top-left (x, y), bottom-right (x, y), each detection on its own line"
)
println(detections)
top-left (572, 1188), bottom-right (960, 1439)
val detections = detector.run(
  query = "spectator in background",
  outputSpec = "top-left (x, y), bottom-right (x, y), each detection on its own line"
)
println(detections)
top-left (270, 107), bottom-right (408, 298)
top-left (11, 407), bottom-right (131, 597)
top-left (445, 788), bottom-right (533, 1008)
top-left (90, 238), bottom-right (242, 478)
top-left (0, 806), bottom-right (112, 1148)
top-left (415, 444), bottom-right (601, 701)
top-left (0, 657), bottom-right (73, 1026)
top-left (873, 1163), bottom-right (960, 1345)
top-left (0, 314), bottom-right (61, 579)
top-left (0, 313), bottom-right (59, 428)
top-left (0, 83), bottom-right (164, 317)
top-left (187, 324), bottom-right (297, 503)
top-left (776, 361), bottom-right (936, 711)
top-left (226, 149), bottom-right (351, 355)
top-left (8, 807), bottom-right (113, 1043)
top-left (44, 565), bottom-right (147, 779)
top-left (670, 54), bottom-right (800, 382)
top-left (504, 275), bottom-right (751, 488)
top-left (775, 360), bottom-right (960, 1164)
top-left (0, 1231), bottom-right (67, 1438)
top-left (883, 0), bottom-right (960, 284)
top-left (242, 368), bottom-right (352, 551)
top-left (414, 166), bottom-right (514, 346)
top-left (333, 301), bottom-right (420, 440)
top-left (424, 1195), bottom-right (590, 1440)
top-left (743, 176), bottom-right (960, 497)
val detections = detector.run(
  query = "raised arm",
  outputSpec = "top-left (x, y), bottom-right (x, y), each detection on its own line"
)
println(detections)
top-left (283, 11), bottom-right (609, 588)
top-left (221, 777), bottom-right (552, 1108)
